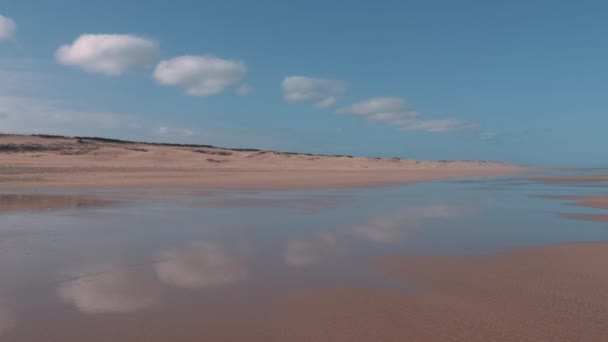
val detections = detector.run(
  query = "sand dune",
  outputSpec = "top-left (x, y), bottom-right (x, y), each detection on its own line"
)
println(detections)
top-left (0, 134), bottom-right (527, 189)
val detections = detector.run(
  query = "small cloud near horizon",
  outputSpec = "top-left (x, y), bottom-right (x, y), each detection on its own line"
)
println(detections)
top-left (337, 96), bottom-right (477, 133)
top-left (0, 95), bottom-right (132, 136)
top-left (153, 125), bottom-right (196, 138)
top-left (281, 76), bottom-right (347, 108)
top-left (480, 131), bottom-right (500, 144)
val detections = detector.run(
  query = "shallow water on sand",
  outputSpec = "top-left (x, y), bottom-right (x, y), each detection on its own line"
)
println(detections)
top-left (1, 173), bottom-right (607, 341)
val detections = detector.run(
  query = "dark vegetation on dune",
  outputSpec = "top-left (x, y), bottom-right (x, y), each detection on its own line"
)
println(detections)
top-left (0, 144), bottom-right (56, 152)
top-left (0, 133), bottom-right (506, 163)
top-left (0, 133), bottom-right (361, 158)
top-left (193, 149), bottom-right (233, 156)
top-left (0, 142), bottom-right (97, 155)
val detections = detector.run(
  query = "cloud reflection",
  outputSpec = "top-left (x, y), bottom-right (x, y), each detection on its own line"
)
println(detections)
top-left (349, 204), bottom-right (468, 244)
top-left (284, 232), bottom-right (341, 267)
top-left (0, 307), bottom-right (15, 336)
top-left (58, 266), bottom-right (162, 314)
top-left (155, 241), bottom-right (249, 289)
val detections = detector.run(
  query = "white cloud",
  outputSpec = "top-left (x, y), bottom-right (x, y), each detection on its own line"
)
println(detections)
top-left (404, 119), bottom-right (475, 132)
top-left (337, 97), bottom-right (407, 116)
top-left (0, 14), bottom-right (16, 41)
top-left (0, 307), bottom-right (15, 336)
top-left (58, 266), bottom-right (162, 314)
top-left (56, 34), bottom-right (159, 76)
top-left (155, 241), bottom-right (249, 289)
top-left (0, 66), bottom-right (203, 141)
top-left (348, 205), bottom-right (468, 244)
top-left (281, 76), bottom-right (347, 108)
top-left (154, 55), bottom-right (247, 96)
top-left (315, 96), bottom-right (336, 108)
top-left (337, 96), bottom-right (477, 133)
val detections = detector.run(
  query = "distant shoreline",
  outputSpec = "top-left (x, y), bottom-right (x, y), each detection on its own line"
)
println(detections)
top-left (0, 134), bottom-right (530, 190)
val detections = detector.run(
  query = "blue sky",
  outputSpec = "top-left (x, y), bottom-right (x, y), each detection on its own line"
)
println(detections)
top-left (1, 0), bottom-right (607, 166)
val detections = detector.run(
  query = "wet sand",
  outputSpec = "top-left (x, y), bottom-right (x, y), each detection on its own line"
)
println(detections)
top-left (13, 243), bottom-right (608, 341)
top-left (0, 167), bottom-right (529, 190)
top-left (0, 134), bottom-right (527, 190)
top-left (543, 195), bottom-right (608, 209)
top-left (0, 308), bottom-right (15, 337)
top-left (6, 134), bottom-right (607, 342)
top-left (559, 213), bottom-right (608, 223)
top-left (535, 175), bottom-right (608, 183)
top-left (3, 175), bottom-right (608, 341)
top-left (271, 243), bottom-right (608, 342)
top-left (542, 195), bottom-right (608, 223)
top-left (0, 194), bottom-right (112, 213)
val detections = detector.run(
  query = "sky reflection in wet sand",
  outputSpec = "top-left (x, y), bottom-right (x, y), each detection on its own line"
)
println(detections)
top-left (1, 173), bottom-right (608, 340)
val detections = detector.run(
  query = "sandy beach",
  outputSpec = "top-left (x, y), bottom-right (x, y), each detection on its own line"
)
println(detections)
top-left (270, 242), bottom-right (608, 342)
top-left (2, 136), bottom-right (608, 341)
top-left (0, 134), bottom-right (527, 190)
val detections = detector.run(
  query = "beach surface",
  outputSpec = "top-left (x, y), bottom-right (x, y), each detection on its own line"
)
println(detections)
top-left (543, 195), bottom-right (608, 209)
top-left (535, 175), bottom-right (608, 183)
top-left (0, 134), bottom-right (527, 190)
top-left (271, 242), bottom-right (608, 342)
top-left (2, 157), bottom-right (608, 341)
top-left (542, 195), bottom-right (608, 222)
